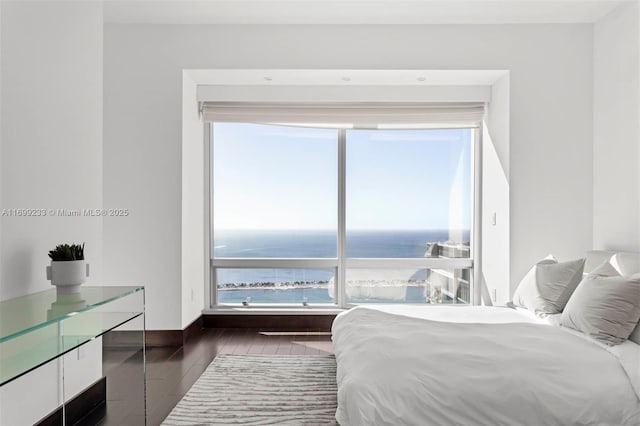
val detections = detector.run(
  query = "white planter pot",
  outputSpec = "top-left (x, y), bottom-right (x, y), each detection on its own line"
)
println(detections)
top-left (46, 260), bottom-right (90, 294)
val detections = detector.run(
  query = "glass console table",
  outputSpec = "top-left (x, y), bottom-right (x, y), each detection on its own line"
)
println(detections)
top-left (0, 286), bottom-right (146, 425)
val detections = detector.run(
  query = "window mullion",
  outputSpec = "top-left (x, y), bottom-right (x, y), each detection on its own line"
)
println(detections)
top-left (345, 258), bottom-right (473, 269)
top-left (211, 259), bottom-right (338, 268)
top-left (472, 125), bottom-right (483, 305)
top-left (207, 123), bottom-right (215, 309)
top-left (337, 129), bottom-right (347, 308)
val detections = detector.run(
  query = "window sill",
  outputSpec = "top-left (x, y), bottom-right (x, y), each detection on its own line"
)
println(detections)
top-left (203, 306), bottom-right (345, 315)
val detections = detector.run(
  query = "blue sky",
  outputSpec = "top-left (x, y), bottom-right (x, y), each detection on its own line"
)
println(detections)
top-left (213, 123), bottom-right (472, 231)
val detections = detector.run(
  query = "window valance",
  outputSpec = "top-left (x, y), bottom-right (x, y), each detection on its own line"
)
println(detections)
top-left (201, 102), bottom-right (485, 129)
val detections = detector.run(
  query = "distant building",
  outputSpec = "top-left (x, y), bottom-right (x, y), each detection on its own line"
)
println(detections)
top-left (424, 242), bottom-right (471, 303)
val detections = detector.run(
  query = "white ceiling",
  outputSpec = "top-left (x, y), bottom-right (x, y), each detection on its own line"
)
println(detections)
top-left (104, 0), bottom-right (629, 25)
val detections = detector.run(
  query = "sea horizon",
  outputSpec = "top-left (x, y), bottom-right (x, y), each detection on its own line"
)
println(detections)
top-left (214, 228), bottom-right (470, 271)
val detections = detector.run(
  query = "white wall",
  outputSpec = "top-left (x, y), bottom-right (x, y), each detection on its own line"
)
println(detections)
top-left (593, 2), bottom-right (640, 252)
top-left (0, 2), bottom-right (104, 421)
top-left (104, 23), bottom-right (594, 328)
top-left (0, 1), bottom-right (3, 289)
top-left (181, 72), bottom-right (206, 327)
top-left (0, 1), bottom-right (104, 300)
top-left (484, 74), bottom-right (511, 302)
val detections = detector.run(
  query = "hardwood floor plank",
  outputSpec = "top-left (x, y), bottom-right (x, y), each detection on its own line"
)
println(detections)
top-left (261, 333), bottom-right (283, 355)
top-left (97, 327), bottom-right (333, 425)
top-left (289, 340), bottom-right (307, 355)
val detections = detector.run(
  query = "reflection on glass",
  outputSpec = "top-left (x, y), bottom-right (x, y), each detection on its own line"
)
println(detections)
top-left (101, 315), bottom-right (146, 425)
top-left (346, 128), bottom-right (472, 258)
top-left (47, 293), bottom-right (87, 320)
top-left (217, 268), bottom-right (336, 304)
top-left (340, 268), bottom-right (470, 304)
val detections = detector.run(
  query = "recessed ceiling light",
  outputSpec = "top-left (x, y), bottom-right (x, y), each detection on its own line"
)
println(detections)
top-left (417, 76), bottom-right (427, 82)
top-left (342, 77), bottom-right (351, 82)
top-left (264, 76), bottom-right (273, 81)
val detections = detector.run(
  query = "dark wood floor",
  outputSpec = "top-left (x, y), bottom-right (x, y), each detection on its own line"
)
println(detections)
top-left (90, 328), bottom-right (334, 426)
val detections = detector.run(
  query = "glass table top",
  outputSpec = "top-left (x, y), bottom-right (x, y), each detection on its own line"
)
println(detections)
top-left (0, 286), bottom-right (143, 343)
top-left (0, 311), bottom-right (144, 386)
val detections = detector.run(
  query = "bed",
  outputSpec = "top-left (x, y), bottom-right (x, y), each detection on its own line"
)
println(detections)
top-left (331, 251), bottom-right (640, 425)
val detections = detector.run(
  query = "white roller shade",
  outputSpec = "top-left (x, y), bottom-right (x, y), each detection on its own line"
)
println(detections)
top-left (201, 102), bottom-right (485, 129)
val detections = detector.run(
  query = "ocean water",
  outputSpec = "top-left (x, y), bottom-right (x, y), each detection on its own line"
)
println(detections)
top-left (218, 286), bottom-right (432, 304)
top-left (214, 230), bottom-right (469, 304)
top-left (214, 229), bottom-right (469, 259)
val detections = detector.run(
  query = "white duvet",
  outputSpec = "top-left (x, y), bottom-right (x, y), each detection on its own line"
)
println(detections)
top-left (332, 306), bottom-right (640, 426)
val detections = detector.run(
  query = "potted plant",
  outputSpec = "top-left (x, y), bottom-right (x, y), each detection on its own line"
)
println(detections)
top-left (46, 243), bottom-right (90, 294)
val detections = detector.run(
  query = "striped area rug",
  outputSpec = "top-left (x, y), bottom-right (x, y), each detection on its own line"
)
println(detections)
top-left (162, 355), bottom-right (338, 425)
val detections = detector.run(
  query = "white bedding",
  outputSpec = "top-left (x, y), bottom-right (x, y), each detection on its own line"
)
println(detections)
top-left (332, 306), bottom-right (640, 426)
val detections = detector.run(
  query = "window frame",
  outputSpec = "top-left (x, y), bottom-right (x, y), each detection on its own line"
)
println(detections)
top-left (205, 124), bottom-right (482, 310)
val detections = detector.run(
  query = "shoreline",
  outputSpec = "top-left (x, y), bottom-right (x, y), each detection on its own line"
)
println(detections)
top-left (218, 281), bottom-right (330, 291)
top-left (218, 282), bottom-right (430, 291)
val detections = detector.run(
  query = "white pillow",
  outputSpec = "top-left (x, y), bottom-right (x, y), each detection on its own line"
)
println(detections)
top-left (561, 274), bottom-right (640, 345)
top-left (512, 256), bottom-right (585, 316)
top-left (587, 259), bottom-right (621, 278)
top-left (610, 253), bottom-right (640, 277)
top-left (510, 255), bottom-right (555, 311)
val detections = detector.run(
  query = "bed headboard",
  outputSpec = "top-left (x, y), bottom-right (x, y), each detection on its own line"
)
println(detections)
top-left (585, 250), bottom-right (640, 276)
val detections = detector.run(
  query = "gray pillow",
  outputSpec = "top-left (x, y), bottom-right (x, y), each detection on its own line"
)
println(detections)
top-left (512, 257), bottom-right (585, 316)
top-left (561, 275), bottom-right (640, 345)
top-left (630, 273), bottom-right (640, 345)
top-left (630, 323), bottom-right (640, 345)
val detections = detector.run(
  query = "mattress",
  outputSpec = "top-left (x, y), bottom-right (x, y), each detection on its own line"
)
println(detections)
top-left (332, 305), bottom-right (640, 426)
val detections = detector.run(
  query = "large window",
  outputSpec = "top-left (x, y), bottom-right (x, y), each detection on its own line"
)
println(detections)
top-left (210, 119), bottom-right (477, 308)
